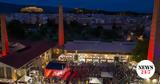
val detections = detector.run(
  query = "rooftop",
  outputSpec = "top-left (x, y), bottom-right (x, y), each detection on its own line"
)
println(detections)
top-left (0, 40), bottom-right (54, 69)
top-left (46, 61), bottom-right (66, 70)
top-left (64, 41), bottom-right (136, 54)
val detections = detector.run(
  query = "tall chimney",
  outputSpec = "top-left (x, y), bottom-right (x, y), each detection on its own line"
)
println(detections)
top-left (1, 15), bottom-right (9, 57)
top-left (148, 0), bottom-right (160, 71)
top-left (58, 4), bottom-right (64, 47)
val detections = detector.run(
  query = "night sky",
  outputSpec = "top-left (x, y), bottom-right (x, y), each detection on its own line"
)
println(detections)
top-left (0, 0), bottom-right (154, 13)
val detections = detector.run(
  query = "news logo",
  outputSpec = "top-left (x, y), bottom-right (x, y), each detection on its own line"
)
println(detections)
top-left (136, 60), bottom-right (155, 79)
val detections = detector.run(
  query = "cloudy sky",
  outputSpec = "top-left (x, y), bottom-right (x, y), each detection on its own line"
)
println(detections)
top-left (0, 0), bottom-right (154, 13)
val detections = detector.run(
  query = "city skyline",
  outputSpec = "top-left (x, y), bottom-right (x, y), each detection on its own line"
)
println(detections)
top-left (0, 1), bottom-right (159, 84)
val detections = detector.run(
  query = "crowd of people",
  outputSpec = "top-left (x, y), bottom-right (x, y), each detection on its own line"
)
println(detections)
top-left (65, 62), bottom-right (138, 84)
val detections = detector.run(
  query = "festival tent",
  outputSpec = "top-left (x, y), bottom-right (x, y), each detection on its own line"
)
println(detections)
top-left (17, 75), bottom-right (32, 84)
top-left (101, 72), bottom-right (113, 78)
top-left (44, 61), bottom-right (78, 81)
top-left (44, 61), bottom-right (70, 78)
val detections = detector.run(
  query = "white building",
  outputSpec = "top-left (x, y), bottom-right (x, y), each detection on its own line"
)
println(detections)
top-left (60, 41), bottom-right (136, 63)
top-left (0, 41), bottom-right (54, 83)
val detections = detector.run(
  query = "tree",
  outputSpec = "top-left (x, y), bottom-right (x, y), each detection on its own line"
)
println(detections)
top-left (47, 19), bottom-right (57, 27)
top-left (132, 39), bottom-right (149, 62)
top-left (7, 20), bottom-right (26, 39)
top-left (91, 25), bottom-right (103, 38)
top-left (134, 24), bottom-right (145, 36)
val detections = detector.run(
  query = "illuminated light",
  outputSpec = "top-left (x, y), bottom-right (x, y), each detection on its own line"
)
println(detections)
top-left (145, 79), bottom-right (151, 83)
top-left (106, 57), bottom-right (109, 59)
top-left (58, 5), bottom-right (64, 47)
top-left (127, 35), bottom-right (131, 41)
top-left (12, 70), bottom-right (17, 81)
top-left (86, 80), bottom-right (89, 84)
top-left (126, 55), bottom-right (129, 59)
top-left (53, 48), bottom-right (62, 55)
top-left (104, 55), bottom-right (108, 57)
top-left (20, 6), bottom-right (43, 13)
top-left (137, 35), bottom-right (144, 41)
top-left (152, 79), bottom-right (158, 83)
top-left (42, 64), bottom-right (45, 69)
top-left (44, 69), bottom-right (53, 77)
top-left (40, 55), bottom-right (42, 58)
top-left (75, 50), bottom-right (78, 54)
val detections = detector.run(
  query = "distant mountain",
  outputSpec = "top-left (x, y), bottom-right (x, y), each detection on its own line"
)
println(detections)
top-left (69, 8), bottom-right (152, 16)
top-left (0, 2), bottom-right (72, 14)
top-left (0, 2), bottom-right (151, 15)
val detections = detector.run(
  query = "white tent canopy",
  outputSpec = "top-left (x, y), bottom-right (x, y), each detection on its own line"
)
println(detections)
top-left (89, 77), bottom-right (103, 84)
top-left (17, 75), bottom-right (32, 83)
top-left (101, 72), bottom-right (113, 78)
